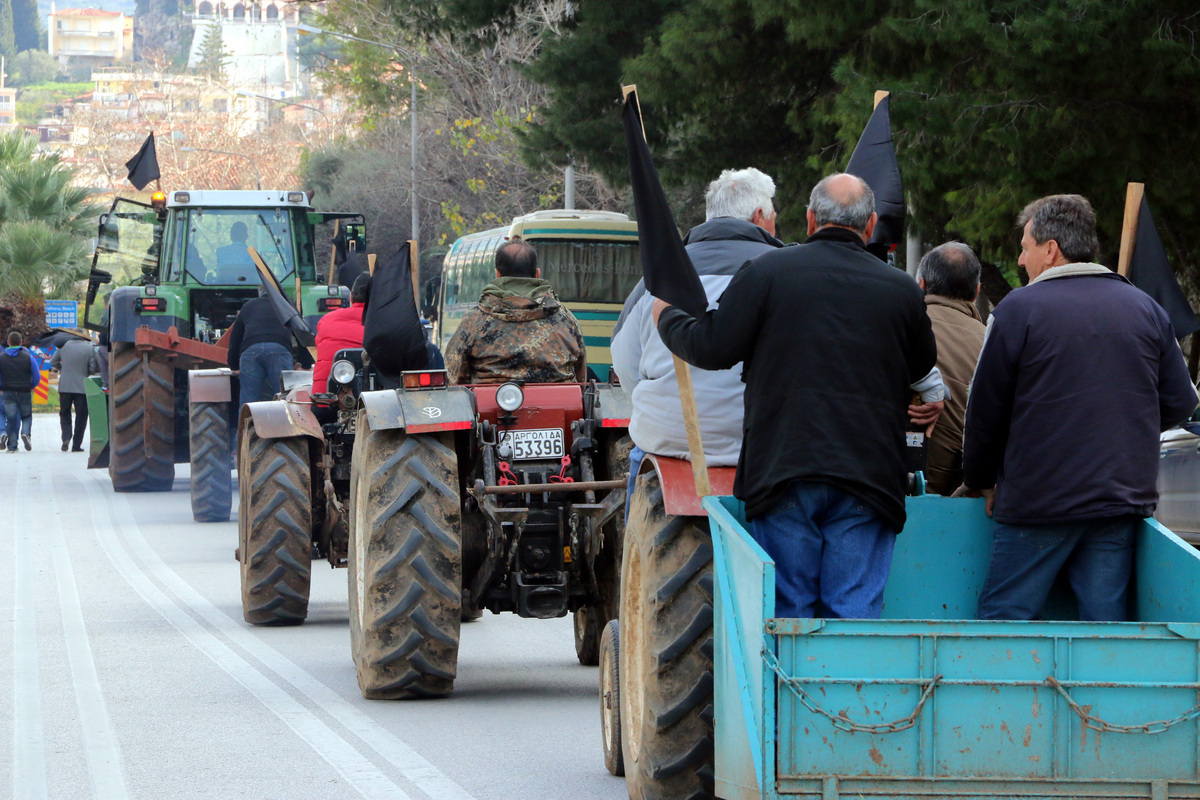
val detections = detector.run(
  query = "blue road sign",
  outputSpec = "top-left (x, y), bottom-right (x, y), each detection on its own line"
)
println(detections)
top-left (45, 300), bottom-right (78, 328)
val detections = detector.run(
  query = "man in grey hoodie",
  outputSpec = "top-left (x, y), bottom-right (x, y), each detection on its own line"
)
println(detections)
top-left (50, 335), bottom-right (98, 452)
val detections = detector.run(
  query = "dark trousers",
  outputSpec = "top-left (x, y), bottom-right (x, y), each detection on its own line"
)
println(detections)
top-left (750, 481), bottom-right (897, 619)
top-left (59, 391), bottom-right (88, 448)
top-left (238, 342), bottom-right (293, 409)
top-left (976, 516), bottom-right (1138, 621)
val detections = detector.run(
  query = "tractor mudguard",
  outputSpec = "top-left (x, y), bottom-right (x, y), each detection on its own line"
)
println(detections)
top-left (638, 454), bottom-right (737, 517)
top-left (595, 384), bottom-right (632, 430)
top-left (108, 285), bottom-right (181, 343)
top-left (189, 368), bottom-right (233, 403)
top-left (359, 386), bottom-right (475, 434)
top-left (240, 392), bottom-right (324, 443)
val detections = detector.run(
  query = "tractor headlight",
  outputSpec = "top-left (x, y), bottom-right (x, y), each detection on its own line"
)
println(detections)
top-left (496, 382), bottom-right (523, 412)
top-left (331, 360), bottom-right (356, 385)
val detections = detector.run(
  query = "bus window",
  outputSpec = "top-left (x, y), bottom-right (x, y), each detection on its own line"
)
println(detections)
top-left (531, 240), bottom-right (641, 304)
top-left (442, 245), bottom-right (460, 305)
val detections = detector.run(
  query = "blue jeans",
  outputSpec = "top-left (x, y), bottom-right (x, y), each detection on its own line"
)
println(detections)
top-left (976, 516), bottom-right (1137, 621)
top-left (3, 391), bottom-right (32, 448)
top-left (751, 481), bottom-right (897, 619)
top-left (625, 445), bottom-right (647, 523)
top-left (238, 342), bottom-right (293, 409)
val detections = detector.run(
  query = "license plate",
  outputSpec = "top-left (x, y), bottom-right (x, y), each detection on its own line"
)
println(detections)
top-left (507, 428), bottom-right (564, 461)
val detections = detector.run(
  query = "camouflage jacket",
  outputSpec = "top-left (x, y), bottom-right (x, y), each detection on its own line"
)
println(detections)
top-left (444, 277), bottom-right (587, 385)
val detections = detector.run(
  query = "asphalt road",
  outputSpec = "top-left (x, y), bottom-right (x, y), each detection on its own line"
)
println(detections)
top-left (2, 415), bottom-right (628, 800)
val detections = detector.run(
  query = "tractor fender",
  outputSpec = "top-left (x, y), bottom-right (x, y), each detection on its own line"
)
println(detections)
top-left (188, 368), bottom-right (233, 403)
top-left (595, 383), bottom-right (631, 431)
top-left (360, 386), bottom-right (476, 434)
top-left (240, 395), bottom-right (324, 443)
top-left (638, 454), bottom-right (737, 517)
top-left (108, 285), bottom-right (179, 343)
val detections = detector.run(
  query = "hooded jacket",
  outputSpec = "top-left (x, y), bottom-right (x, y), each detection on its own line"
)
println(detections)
top-left (444, 276), bottom-right (586, 385)
top-left (313, 302), bottom-right (365, 391)
top-left (963, 263), bottom-right (1198, 524)
top-left (0, 346), bottom-right (42, 392)
top-left (611, 217), bottom-right (783, 465)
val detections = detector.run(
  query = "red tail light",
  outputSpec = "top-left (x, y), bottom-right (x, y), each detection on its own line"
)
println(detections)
top-left (136, 297), bottom-right (166, 313)
top-left (318, 297), bottom-right (344, 312)
top-left (402, 370), bottom-right (448, 390)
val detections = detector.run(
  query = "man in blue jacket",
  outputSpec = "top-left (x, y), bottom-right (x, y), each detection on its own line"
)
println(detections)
top-left (961, 194), bottom-right (1198, 621)
top-left (0, 330), bottom-right (43, 452)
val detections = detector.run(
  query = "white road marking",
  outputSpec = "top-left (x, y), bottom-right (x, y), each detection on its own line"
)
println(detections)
top-left (47, 479), bottom-right (130, 800)
top-left (77, 476), bottom-right (414, 800)
top-left (12, 463), bottom-right (48, 800)
top-left (92, 473), bottom-right (478, 800)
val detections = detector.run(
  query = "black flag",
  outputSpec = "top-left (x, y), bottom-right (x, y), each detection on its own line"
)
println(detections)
top-left (363, 243), bottom-right (428, 383)
top-left (1129, 197), bottom-right (1200, 339)
top-left (251, 248), bottom-right (316, 367)
top-left (621, 88), bottom-right (708, 318)
top-left (845, 95), bottom-right (904, 259)
top-left (125, 133), bottom-right (161, 191)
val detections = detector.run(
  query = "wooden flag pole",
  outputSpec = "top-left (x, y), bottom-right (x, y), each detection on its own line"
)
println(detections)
top-left (367, 254), bottom-right (377, 276)
top-left (874, 90), bottom-right (889, 109)
top-left (409, 240), bottom-right (420, 307)
top-left (621, 84), bottom-right (711, 497)
top-left (248, 246), bottom-right (316, 361)
top-left (1117, 182), bottom-right (1145, 277)
top-left (328, 219), bottom-right (340, 286)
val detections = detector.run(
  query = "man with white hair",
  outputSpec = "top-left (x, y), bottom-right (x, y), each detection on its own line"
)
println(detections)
top-left (653, 173), bottom-right (942, 619)
top-left (612, 167), bottom-right (783, 496)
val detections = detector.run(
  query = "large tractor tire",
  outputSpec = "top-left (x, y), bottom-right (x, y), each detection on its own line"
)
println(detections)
top-left (575, 433), bottom-right (635, 667)
top-left (349, 410), bottom-right (463, 699)
top-left (619, 470), bottom-right (715, 800)
top-left (189, 400), bottom-right (231, 522)
top-left (238, 417), bottom-right (313, 626)
top-left (109, 342), bottom-right (175, 492)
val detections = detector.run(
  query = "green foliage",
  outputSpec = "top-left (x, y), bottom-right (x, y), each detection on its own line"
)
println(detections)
top-left (9, 50), bottom-right (59, 87)
top-left (196, 21), bottom-right (228, 79)
top-left (0, 0), bottom-right (16, 62)
top-left (0, 131), bottom-right (97, 300)
top-left (15, 82), bottom-right (92, 124)
top-left (11, 0), bottom-right (37, 53)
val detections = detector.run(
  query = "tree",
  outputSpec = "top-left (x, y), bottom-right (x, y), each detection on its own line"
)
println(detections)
top-left (0, 0), bottom-right (17, 63)
top-left (11, 0), bottom-right (37, 54)
top-left (0, 131), bottom-right (98, 339)
top-left (196, 20), bottom-right (228, 79)
top-left (8, 50), bottom-right (59, 87)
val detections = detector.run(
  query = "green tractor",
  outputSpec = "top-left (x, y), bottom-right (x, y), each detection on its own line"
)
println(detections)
top-left (83, 189), bottom-right (364, 522)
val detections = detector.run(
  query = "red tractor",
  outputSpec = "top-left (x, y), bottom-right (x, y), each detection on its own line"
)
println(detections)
top-left (344, 370), bottom-right (632, 698)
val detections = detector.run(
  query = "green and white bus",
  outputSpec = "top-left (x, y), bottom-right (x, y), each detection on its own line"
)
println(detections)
top-left (436, 209), bottom-right (641, 376)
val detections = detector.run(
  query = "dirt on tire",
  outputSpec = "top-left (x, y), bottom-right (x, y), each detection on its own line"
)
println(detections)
top-left (620, 470), bottom-right (715, 800)
top-left (238, 416), bottom-right (313, 626)
top-left (349, 410), bottom-right (463, 700)
top-left (109, 342), bottom-right (175, 492)
top-left (600, 618), bottom-right (625, 777)
top-left (190, 400), bottom-right (232, 522)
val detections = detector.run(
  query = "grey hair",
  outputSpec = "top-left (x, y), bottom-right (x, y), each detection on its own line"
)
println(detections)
top-left (917, 242), bottom-right (981, 302)
top-left (1017, 194), bottom-right (1099, 264)
top-left (808, 173), bottom-right (875, 232)
top-left (705, 167), bottom-right (775, 222)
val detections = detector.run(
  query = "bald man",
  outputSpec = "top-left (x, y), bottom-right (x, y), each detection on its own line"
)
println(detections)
top-left (653, 173), bottom-right (942, 619)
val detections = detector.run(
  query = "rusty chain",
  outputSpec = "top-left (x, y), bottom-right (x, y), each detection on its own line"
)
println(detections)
top-left (1044, 676), bottom-right (1200, 735)
top-left (761, 643), bottom-right (942, 735)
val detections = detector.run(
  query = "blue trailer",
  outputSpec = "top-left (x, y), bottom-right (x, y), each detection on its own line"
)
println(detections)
top-left (704, 493), bottom-right (1200, 800)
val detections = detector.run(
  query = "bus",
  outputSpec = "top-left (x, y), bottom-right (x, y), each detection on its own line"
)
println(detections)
top-left (436, 209), bottom-right (640, 377)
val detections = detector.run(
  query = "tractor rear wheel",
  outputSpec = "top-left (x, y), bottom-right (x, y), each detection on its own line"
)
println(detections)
top-left (349, 410), bottom-right (462, 699)
top-left (109, 342), bottom-right (175, 492)
top-left (619, 470), bottom-right (715, 800)
top-left (189, 400), bottom-right (231, 522)
top-left (238, 416), bottom-right (313, 626)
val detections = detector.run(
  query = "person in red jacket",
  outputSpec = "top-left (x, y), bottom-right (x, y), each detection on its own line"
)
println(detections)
top-left (313, 274), bottom-right (369, 392)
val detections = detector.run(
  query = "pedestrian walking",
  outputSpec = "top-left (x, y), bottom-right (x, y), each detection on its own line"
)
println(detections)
top-left (959, 194), bottom-right (1198, 621)
top-left (227, 291), bottom-right (294, 409)
top-left (50, 335), bottom-right (98, 452)
top-left (653, 173), bottom-right (943, 619)
top-left (1, 330), bottom-right (42, 452)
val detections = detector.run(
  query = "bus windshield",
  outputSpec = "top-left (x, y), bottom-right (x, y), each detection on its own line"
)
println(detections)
top-left (177, 208), bottom-right (309, 286)
top-left (531, 240), bottom-right (641, 304)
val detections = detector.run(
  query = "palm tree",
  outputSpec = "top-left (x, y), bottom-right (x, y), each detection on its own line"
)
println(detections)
top-left (0, 130), bottom-right (98, 336)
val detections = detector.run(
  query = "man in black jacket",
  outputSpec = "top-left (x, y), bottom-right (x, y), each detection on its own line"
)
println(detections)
top-left (654, 173), bottom-right (940, 619)
top-left (961, 194), bottom-right (1198, 621)
top-left (1, 330), bottom-right (42, 452)
top-left (227, 292), bottom-right (294, 409)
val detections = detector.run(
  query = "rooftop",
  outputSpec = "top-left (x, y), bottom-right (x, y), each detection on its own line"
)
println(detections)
top-left (53, 8), bottom-right (124, 17)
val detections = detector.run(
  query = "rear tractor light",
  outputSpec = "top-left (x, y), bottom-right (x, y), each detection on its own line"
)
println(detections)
top-left (401, 370), bottom-right (448, 390)
top-left (318, 297), bottom-right (344, 312)
top-left (136, 297), bottom-right (167, 313)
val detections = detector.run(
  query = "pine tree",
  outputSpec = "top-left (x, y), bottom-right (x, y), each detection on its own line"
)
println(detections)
top-left (196, 20), bottom-right (227, 79)
top-left (0, 0), bottom-right (17, 63)
top-left (11, 0), bottom-right (37, 54)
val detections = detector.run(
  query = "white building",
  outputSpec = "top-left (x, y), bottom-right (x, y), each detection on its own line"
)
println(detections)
top-left (187, 1), bottom-right (305, 92)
